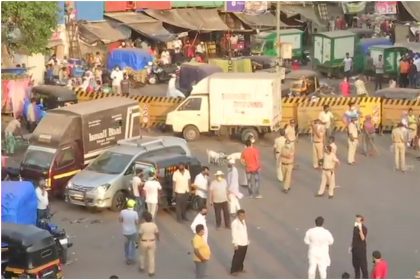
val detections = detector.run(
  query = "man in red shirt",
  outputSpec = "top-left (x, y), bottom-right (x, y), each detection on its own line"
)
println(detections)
top-left (241, 138), bottom-right (262, 199)
top-left (371, 250), bottom-right (388, 279)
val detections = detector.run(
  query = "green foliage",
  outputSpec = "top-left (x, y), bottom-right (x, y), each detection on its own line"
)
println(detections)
top-left (1, 1), bottom-right (60, 54)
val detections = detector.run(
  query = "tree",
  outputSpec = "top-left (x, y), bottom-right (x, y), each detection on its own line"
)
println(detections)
top-left (1, 1), bottom-right (60, 55)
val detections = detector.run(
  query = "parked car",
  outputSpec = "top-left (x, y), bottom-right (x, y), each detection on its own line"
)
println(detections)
top-left (65, 136), bottom-right (191, 211)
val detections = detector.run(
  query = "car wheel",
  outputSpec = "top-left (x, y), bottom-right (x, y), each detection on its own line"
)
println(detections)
top-left (241, 128), bottom-right (258, 144)
top-left (111, 191), bottom-right (126, 212)
top-left (183, 125), bottom-right (200, 141)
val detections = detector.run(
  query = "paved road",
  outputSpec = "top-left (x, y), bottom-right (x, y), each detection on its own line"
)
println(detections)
top-left (43, 132), bottom-right (420, 279)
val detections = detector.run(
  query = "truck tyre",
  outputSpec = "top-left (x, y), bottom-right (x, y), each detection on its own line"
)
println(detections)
top-left (183, 125), bottom-right (200, 141)
top-left (111, 191), bottom-right (126, 212)
top-left (241, 128), bottom-right (258, 143)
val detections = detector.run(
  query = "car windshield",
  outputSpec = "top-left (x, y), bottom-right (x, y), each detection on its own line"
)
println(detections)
top-left (22, 148), bottom-right (55, 170)
top-left (86, 151), bottom-right (133, 175)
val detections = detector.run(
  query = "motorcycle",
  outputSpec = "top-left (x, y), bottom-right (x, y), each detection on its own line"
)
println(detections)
top-left (148, 63), bottom-right (178, 85)
top-left (38, 213), bottom-right (72, 264)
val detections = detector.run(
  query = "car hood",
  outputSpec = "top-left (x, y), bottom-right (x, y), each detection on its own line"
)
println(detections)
top-left (70, 169), bottom-right (119, 189)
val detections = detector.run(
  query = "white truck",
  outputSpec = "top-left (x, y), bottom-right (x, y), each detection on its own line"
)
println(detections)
top-left (166, 72), bottom-right (282, 142)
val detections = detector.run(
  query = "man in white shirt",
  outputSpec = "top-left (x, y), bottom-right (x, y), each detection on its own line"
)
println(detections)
top-left (172, 163), bottom-right (191, 223)
top-left (230, 209), bottom-right (249, 276)
top-left (343, 52), bottom-right (353, 79)
top-left (27, 98), bottom-right (38, 132)
top-left (193, 166), bottom-right (209, 209)
top-left (304, 216), bottom-right (334, 279)
top-left (209, 170), bottom-right (230, 229)
top-left (119, 199), bottom-right (139, 265)
top-left (190, 207), bottom-right (208, 243)
top-left (110, 66), bottom-right (124, 94)
top-left (143, 170), bottom-right (162, 220)
top-left (227, 159), bottom-right (243, 215)
top-left (318, 105), bottom-right (334, 140)
top-left (132, 169), bottom-right (144, 220)
top-left (35, 179), bottom-right (49, 226)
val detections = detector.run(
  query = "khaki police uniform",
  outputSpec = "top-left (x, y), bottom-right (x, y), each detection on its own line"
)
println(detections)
top-left (280, 143), bottom-right (295, 191)
top-left (392, 127), bottom-right (406, 171)
top-left (312, 123), bottom-right (325, 168)
top-left (285, 125), bottom-right (296, 149)
top-left (347, 122), bottom-right (359, 164)
top-left (273, 136), bottom-right (286, 181)
top-left (408, 114), bottom-right (417, 144)
top-left (317, 152), bottom-right (339, 196)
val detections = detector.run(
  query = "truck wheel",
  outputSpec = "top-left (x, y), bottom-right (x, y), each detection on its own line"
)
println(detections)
top-left (241, 128), bottom-right (258, 143)
top-left (183, 125), bottom-right (200, 141)
top-left (111, 191), bottom-right (126, 212)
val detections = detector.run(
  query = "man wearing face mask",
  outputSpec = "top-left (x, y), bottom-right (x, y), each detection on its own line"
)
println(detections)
top-left (209, 171), bottom-right (230, 230)
top-left (351, 215), bottom-right (368, 279)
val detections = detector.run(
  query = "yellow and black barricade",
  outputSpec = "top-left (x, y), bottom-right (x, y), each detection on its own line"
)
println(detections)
top-left (381, 98), bottom-right (420, 131)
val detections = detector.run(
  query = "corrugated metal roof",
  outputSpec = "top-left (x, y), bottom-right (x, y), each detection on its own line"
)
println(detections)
top-left (319, 30), bottom-right (355, 38)
top-left (104, 12), bottom-right (157, 24)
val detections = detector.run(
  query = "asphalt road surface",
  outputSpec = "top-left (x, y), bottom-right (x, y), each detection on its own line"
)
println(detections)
top-left (41, 132), bottom-right (420, 279)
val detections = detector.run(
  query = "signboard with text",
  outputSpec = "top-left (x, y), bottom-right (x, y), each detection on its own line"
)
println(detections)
top-left (375, 1), bottom-right (397, 15)
top-left (225, 1), bottom-right (245, 12)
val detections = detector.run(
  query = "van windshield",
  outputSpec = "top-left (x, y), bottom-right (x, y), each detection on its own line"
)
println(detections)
top-left (22, 147), bottom-right (56, 170)
top-left (86, 151), bottom-right (132, 175)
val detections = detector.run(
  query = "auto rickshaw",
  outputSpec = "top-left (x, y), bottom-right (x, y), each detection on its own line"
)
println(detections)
top-left (32, 85), bottom-right (78, 111)
top-left (282, 70), bottom-right (321, 97)
top-left (1, 223), bottom-right (63, 279)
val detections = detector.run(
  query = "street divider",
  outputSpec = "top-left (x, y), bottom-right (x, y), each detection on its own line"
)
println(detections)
top-left (297, 97), bottom-right (382, 133)
top-left (74, 89), bottom-right (419, 132)
top-left (381, 98), bottom-right (420, 131)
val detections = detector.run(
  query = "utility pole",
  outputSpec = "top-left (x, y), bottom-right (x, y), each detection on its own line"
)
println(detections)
top-left (276, 1), bottom-right (282, 74)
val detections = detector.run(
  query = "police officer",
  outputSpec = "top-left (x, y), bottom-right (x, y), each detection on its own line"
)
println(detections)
top-left (312, 119), bottom-right (325, 169)
top-left (347, 117), bottom-right (359, 165)
top-left (316, 145), bottom-right (340, 199)
top-left (273, 129), bottom-right (286, 182)
top-left (285, 119), bottom-right (297, 149)
top-left (392, 123), bottom-right (406, 172)
top-left (280, 140), bottom-right (295, 194)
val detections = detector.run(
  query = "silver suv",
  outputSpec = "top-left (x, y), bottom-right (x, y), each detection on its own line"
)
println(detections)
top-left (65, 136), bottom-right (191, 211)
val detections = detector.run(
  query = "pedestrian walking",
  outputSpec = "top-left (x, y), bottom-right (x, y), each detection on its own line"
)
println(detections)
top-left (318, 105), bottom-right (335, 140)
top-left (343, 53), bottom-right (353, 79)
top-left (138, 211), bottom-right (159, 277)
top-left (192, 166), bottom-right (210, 210)
top-left (347, 117), bottom-right (359, 165)
top-left (355, 76), bottom-right (368, 97)
top-left (280, 140), bottom-right (295, 194)
top-left (351, 215), bottom-right (368, 279)
top-left (35, 179), bottom-right (49, 226)
top-left (371, 251), bottom-right (388, 279)
top-left (230, 209), bottom-right (249, 276)
top-left (119, 199), bottom-right (139, 265)
top-left (273, 129), bottom-right (286, 182)
top-left (285, 119), bottom-right (297, 149)
top-left (364, 52), bottom-right (374, 81)
top-left (312, 119), bottom-right (325, 169)
top-left (374, 55), bottom-right (384, 90)
top-left (192, 224), bottom-right (211, 279)
top-left (111, 66), bottom-right (124, 94)
top-left (191, 207), bottom-right (208, 243)
top-left (340, 77), bottom-right (351, 97)
top-left (27, 97), bottom-right (38, 132)
top-left (304, 216), bottom-right (334, 279)
top-left (132, 169), bottom-right (145, 221)
top-left (241, 139), bottom-right (262, 199)
top-left (316, 145), bottom-right (340, 199)
top-left (172, 163), bottom-right (191, 222)
top-left (143, 169), bottom-right (162, 220)
top-left (209, 170), bottom-right (230, 230)
top-left (392, 123), bottom-right (406, 172)
top-left (227, 159), bottom-right (243, 216)
top-left (362, 116), bottom-right (378, 157)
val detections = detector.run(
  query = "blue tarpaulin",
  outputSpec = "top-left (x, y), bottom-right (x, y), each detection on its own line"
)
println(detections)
top-left (358, 38), bottom-right (392, 55)
top-left (1, 181), bottom-right (37, 225)
top-left (107, 48), bottom-right (153, 71)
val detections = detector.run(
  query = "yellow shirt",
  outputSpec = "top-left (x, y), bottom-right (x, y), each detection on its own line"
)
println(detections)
top-left (323, 153), bottom-right (339, 169)
top-left (280, 144), bottom-right (295, 164)
top-left (285, 125), bottom-right (296, 142)
top-left (348, 122), bottom-right (358, 139)
top-left (392, 127), bottom-right (405, 143)
top-left (408, 115), bottom-right (417, 130)
top-left (312, 124), bottom-right (325, 142)
top-left (192, 234), bottom-right (211, 262)
top-left (273, 136), bottom-right (286, 153)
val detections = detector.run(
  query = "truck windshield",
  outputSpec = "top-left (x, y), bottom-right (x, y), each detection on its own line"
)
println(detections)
top-left (22, 147), bottom-right (56, 170)
top-left (86, 151), bottom-right (132, 175)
